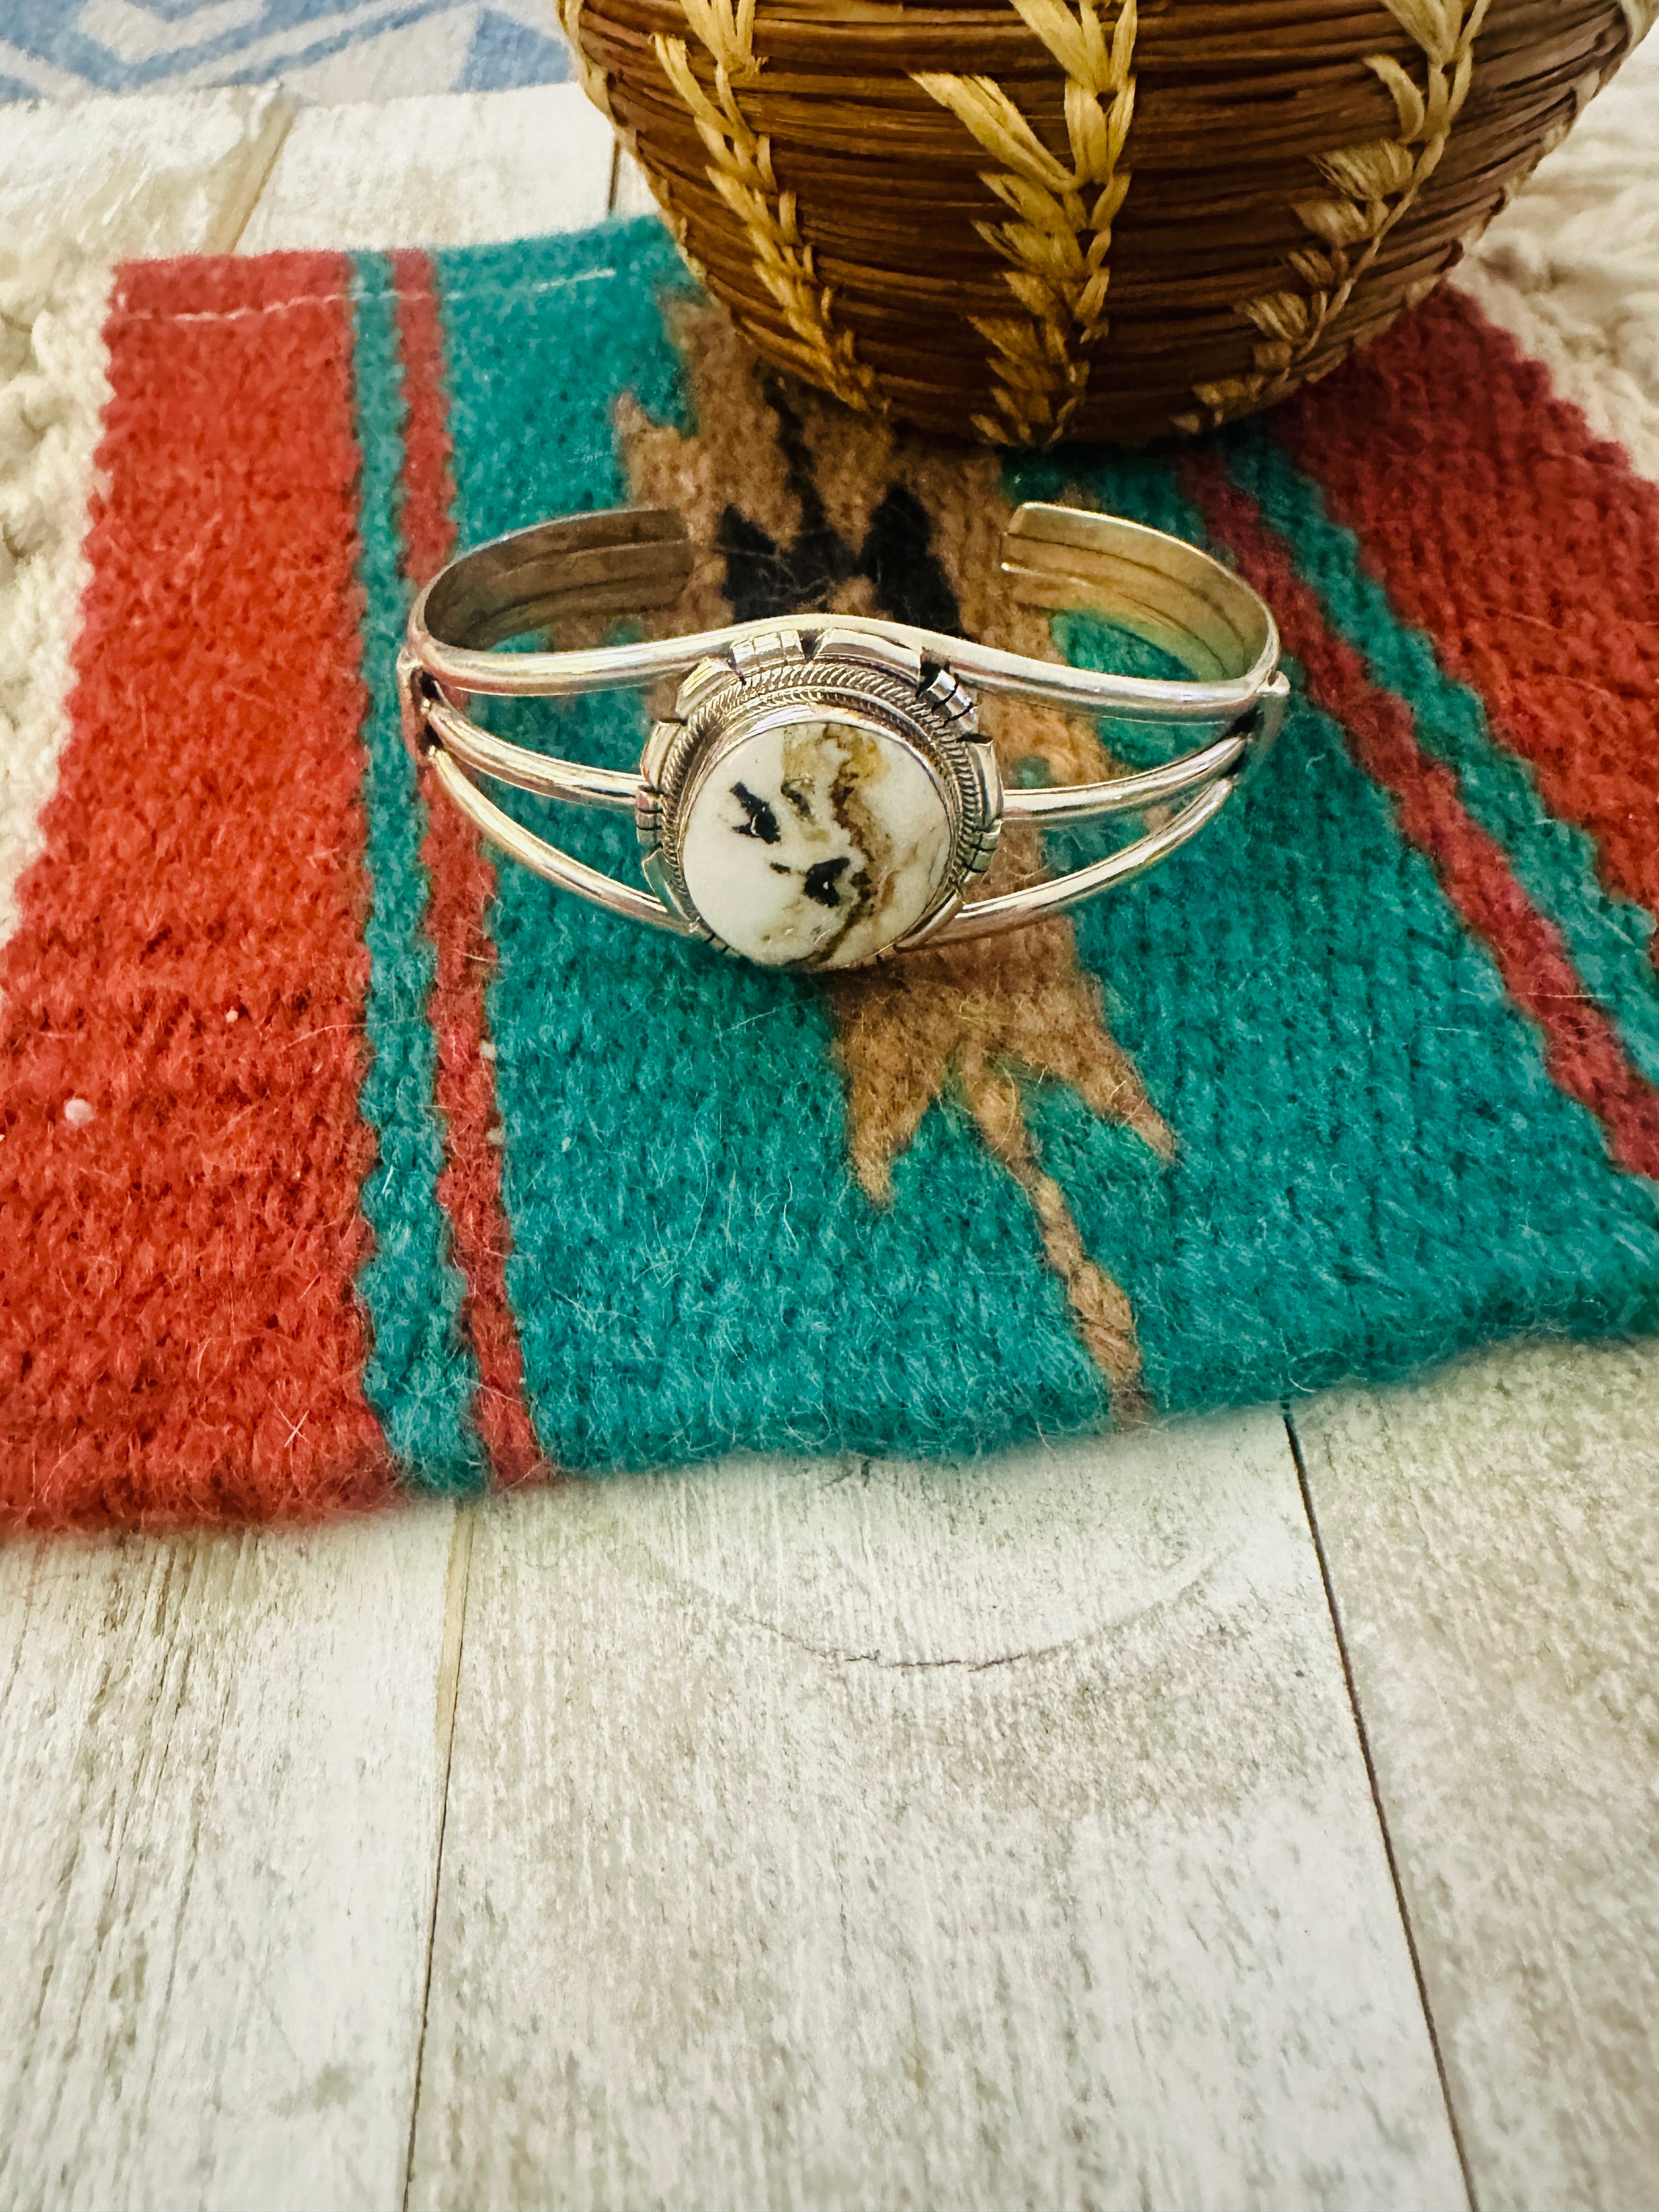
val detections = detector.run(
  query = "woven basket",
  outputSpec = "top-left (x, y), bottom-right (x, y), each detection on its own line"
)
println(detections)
top-left (556, 0), bottom-right (1640, 445)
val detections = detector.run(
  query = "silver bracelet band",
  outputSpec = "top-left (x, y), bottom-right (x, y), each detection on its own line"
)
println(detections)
top-left (398, 502), bottom-right (1288, 972)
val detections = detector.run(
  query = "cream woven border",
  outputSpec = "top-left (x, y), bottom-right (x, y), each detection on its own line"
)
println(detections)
top-left (1452, 25), bottom-right (1659, 480)
top-left (0, 250), bottom-right (112, 964)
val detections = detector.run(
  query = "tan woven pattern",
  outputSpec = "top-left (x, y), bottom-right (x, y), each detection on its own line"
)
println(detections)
top-left (615, 297), bottom-right (1173, 1410)
top-left (569, 0), bottom-right (1636, 444)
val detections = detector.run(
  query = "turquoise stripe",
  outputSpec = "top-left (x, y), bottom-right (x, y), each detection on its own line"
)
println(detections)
top-left (1224, 421), bottom-right (1659, 1088)
top-left (370, 221), bottom-right (1659, 1457)
top-left (1002, 445), bottom-right (1659, 1411)
top-left (346, 252), bottom-right (484, 1493)
top-left (431, 224), bottom-right (1108, 1467)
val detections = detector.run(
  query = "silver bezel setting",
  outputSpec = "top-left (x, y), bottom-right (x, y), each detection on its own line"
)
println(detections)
top-left (635, 628), bottom-right (1003, 968)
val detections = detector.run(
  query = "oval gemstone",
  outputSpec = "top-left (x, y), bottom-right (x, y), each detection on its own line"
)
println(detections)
top-left (678, 716), bottom-right (952, 968)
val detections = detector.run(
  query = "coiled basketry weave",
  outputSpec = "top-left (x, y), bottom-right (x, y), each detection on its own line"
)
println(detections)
top-left (557, 0), bottom-right (1646, 445)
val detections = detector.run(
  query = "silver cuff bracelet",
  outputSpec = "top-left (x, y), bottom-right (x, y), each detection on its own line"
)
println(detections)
top-left (398, 502), bottom-right (1288, 973)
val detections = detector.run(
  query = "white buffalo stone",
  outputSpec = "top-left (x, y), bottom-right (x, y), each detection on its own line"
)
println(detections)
top-left (678, 715), bottom-right (952, 968)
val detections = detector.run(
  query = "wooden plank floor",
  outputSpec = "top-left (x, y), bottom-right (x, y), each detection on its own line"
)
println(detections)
top-left (1297, 1340), bottom-right (1659, 2212)
top-left (407, 1421), bottom-right (1458, 2212)
top-left (0, 1508), bottom-right (462, 2212)
top-left (1, 72), bottom-right (1656, 2212)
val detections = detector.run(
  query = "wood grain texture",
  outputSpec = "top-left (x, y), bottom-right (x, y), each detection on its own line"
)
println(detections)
top-left (236, 83), bottom-right (614, 253)
top-left (0, 1507), bottom-right (461, 2212)
top-left (0, 88), bottom-right (295, 258)
top-left (1295, 1341), bottom-right (1659, 2212)
top-left (408, 1415), bottom-right (1463, 2212)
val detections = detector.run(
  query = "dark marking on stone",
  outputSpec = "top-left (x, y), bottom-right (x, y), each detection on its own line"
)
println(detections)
top-left (770, 861), bottom-right (791, 875)
top-left (803, 856), bottom-right (852, 909)
top-left (780, 776), bottom-right (815, 820)
top-left (731, 782), bottom-right (780, 844)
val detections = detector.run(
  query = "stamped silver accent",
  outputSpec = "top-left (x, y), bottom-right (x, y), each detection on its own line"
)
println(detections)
top-left (921, 663), bottom-right (979, 731)
top-left (729, 629), bottom-right (807, 678)
top-left (672, 657), bottom-right (735, 719)
top-left (812, 627), bottom-right (924, 684)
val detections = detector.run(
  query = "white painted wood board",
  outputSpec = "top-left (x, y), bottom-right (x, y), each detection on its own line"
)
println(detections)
top-left (0, 87), bottom-right (294, 259)
top-left (0, 1506), bottom-right (462, 2212)
top-left (1296, 1340), bottom-right (1659, 2212)
top-left (408, 1417), bottom-right (1464, 2212)
top-left (236, 82), bottom-right (613, 254)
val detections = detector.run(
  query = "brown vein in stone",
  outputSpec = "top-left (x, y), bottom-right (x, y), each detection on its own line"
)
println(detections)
top-left (616, 303), bottom-right (1173, 1415)
top-left (816, 724), bottom-right (890, 968)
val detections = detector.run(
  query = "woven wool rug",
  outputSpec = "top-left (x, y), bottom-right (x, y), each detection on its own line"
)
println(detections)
top-left (4, 175), bottom-right (1659, 1526)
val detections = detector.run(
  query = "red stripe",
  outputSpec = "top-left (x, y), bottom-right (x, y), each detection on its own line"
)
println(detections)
top-left (0, 253), bottom-right (395, 1527)
top-left (1278, 290), bottom-right (1659, 950)
top-left (393, 249), bottom-right (543, 1485)
top-left (1182, 449), bottom-right (1659, 1185)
